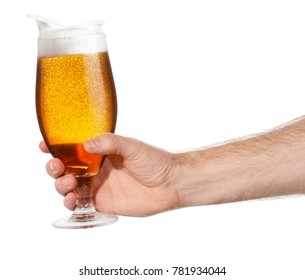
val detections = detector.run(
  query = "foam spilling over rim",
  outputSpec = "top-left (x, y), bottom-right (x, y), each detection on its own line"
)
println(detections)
top-left (29, 15), bottom-right (108, 57)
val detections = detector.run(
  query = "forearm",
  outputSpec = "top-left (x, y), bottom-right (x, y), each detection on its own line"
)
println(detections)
top-left (174, 117), bottom-right (305, 207)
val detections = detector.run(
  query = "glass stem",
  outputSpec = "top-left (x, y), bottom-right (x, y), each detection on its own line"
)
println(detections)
top-left (71, 175), bottom-right (97, 222)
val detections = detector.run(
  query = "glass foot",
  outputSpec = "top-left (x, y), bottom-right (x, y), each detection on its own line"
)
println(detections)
top-left (52, 212), bottom-right (119, 229)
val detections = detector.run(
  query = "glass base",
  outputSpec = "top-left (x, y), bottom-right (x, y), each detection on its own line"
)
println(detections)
top-left (52, 212), bottom-right (119, 229)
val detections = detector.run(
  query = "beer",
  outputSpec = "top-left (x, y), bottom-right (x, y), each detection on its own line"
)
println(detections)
top-left (31, 15), bottom-right (119, 228)
top-left (50, 143), bottom-right (103, 176)
top-left (36, 52), bottom-right (117, 176)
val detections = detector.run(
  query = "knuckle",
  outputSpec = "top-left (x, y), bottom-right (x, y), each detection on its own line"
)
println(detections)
top-left (101, 133), bottom-right (117, 153)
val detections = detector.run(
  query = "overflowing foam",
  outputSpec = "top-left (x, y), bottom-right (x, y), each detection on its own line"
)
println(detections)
top-left (29, 15), bottom-right (108, 57)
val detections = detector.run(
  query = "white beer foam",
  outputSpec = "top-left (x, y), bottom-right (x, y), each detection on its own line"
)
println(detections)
top-left (38, 34), bottom-right (108, 58)
top-left (29, 15), bottom-right (108, 57)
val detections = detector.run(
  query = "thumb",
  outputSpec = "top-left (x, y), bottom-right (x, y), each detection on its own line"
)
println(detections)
top-left (84, 133), bottom-right (143, 160)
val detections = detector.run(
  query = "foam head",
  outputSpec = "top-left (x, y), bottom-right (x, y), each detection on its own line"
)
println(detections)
top-left (29, 15), bottom-right (108, 57)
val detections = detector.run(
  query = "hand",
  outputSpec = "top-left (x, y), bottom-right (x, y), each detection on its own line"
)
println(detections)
top-left (40, 133), bottom-right (180, 216)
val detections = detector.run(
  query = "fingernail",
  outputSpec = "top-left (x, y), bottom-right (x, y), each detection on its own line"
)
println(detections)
top-left (84, 139), bottom-right (98, 150)
top-left (49, 160), bottom-right (56, 172)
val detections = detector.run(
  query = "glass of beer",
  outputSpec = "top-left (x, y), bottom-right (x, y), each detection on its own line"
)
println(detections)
top-left (30, 15), bottom-right (118, 229)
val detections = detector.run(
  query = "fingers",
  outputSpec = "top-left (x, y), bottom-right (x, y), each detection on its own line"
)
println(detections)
top-left (39, 141), bottom-right (49, 153)
top-left (63, 192), bottom-right (77, 211)
top-left (46, 158), bottom-right (77, 210)
top-left (55, 174), bottom-right (76, 195)
top-left (46, 158), bottom-right (65, 178)
top-left (84, 133), bottom-right (143, 160)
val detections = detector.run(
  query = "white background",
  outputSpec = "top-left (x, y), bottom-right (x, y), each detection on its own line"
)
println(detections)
top-left (1, 0), bottom-right (305, 279)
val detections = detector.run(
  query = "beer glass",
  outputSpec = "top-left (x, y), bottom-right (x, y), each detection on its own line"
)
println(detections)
top-left (30, 15), bottom-right (118, 229)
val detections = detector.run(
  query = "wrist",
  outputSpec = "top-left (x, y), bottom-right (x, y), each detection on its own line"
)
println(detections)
top-left (171, 151), bottom-right (220, 208)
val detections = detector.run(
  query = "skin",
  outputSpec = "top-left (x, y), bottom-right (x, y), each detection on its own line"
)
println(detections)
top-left (40, 116), bottom-right (305, 216)
top-left (40, 134), bottom-right (181, 216)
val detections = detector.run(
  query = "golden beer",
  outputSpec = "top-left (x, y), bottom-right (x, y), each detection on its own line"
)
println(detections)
top-left (36, 52), bottom-right (117, 176)
top-left (31, 14), bottom-right (119, 228)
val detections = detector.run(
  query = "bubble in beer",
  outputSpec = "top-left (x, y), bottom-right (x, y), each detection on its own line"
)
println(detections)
top-left (36, 52), bottom-right (117, 175)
